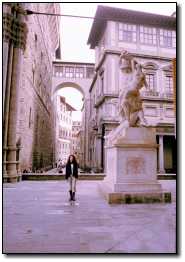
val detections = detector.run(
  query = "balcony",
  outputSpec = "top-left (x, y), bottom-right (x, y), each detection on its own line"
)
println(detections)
top-left (162, 92), bottom-right (174, 99)
top-left (141, 90), bottom-right (173, 100)
top-left (141, 90), bottom-right (160, 97)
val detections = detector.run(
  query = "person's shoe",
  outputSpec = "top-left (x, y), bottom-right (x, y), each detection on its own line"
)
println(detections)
top-left (72, 192), bottom-right (76, 201)
top-left (69, 190), bottom-right (73, 201)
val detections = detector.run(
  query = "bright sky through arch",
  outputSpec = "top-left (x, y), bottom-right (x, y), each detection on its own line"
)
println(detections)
top-left (57, 88), bottom-right (83, 121)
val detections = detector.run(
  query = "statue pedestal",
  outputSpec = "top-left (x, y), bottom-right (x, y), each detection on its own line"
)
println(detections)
top-left (100, 127), bottom-right (171, 204)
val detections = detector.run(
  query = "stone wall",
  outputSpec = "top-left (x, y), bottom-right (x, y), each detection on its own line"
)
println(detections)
top-left (16, 3), bottom-right (60, 171)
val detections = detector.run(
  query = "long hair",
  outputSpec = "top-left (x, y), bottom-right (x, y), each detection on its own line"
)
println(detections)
top-left (66, 154), bottom-right (78, 166)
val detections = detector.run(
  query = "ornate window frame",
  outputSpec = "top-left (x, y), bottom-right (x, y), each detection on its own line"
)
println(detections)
top-left (142, 62), bottom-right (158, 94)
top-left (162, 64), bottom-right (173, 95)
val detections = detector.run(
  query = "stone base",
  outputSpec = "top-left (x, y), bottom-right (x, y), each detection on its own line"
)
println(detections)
top-left (99, 182), bottom-right (171, 204)
top-left (3, 175), bottom-right (22, 183)
top-left (102, 127), bottom-right (172, 204)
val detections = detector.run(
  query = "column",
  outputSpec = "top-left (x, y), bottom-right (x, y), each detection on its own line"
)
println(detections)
top-left (3, 5), bottom-right (15, 181)
top-left (104, 127), bottom-right (112, 174)
top-left (6, 47), bottom-right (23, 182)
top-left (3, 44), bottom-right (14, 178)
top-left (2, 1), bottom-right (11, 115)
top-left (96, 135), bottom-right (102, 172)
top-left (3, 42), bottom-right (9, 115)
top-left (3, 3), bottom-right (27, 182)
top-left (158, 135), bottom-right (165, 173)
top-left (84, 97), bottom-right (91, 169)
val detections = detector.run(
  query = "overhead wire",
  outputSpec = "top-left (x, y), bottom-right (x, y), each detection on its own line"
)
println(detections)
top-left (26, 10), bottom-right (97, 20)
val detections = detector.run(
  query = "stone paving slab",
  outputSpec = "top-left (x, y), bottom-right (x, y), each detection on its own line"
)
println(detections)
top-left (3, 180), bottom-right (176, 254)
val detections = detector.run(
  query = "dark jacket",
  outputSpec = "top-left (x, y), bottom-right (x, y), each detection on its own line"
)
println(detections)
top-left (65, 162), bottom-right (78, 179)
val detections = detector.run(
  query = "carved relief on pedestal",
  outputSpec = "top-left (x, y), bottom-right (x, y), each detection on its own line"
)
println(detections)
top-left (126, 157), bottom-right (145, 175)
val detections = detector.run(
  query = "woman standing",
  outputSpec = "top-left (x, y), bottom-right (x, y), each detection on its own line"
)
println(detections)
top-left (65, 155), bottom-right (78, 201)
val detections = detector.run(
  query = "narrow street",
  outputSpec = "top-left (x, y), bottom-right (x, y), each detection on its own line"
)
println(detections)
top-left (3, 180), bottom-right (176, 253)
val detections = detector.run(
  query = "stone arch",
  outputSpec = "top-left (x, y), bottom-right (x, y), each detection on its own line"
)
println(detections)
top-left (53, 81), bottom-right (85, 97)
top-left (51, 81), bottom-right (87, 106)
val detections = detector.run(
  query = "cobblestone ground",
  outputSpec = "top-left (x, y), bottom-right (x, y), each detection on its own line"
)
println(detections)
top-left (3, 180), bottom-right (176, 253)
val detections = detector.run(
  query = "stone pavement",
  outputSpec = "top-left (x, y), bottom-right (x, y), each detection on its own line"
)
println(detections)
top-left (3, 180), bottom-right (176, 253)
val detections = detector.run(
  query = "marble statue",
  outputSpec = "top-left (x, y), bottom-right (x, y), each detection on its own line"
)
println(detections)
top-left (119, 50), bottom-right (149, 127)
top-left (106, 50), bottom-right (152, 145)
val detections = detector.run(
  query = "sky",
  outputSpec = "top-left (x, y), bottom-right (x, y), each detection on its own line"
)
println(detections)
top-left (58, 2), bottom-right (176, 121)
top-left (60, 2), bottom-right (176, 62)
top-left (57, 87), bottom-right (83, 121)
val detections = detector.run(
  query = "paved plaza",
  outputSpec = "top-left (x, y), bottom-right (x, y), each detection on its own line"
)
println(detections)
top-left (3, 180), bottom-right (176, 254)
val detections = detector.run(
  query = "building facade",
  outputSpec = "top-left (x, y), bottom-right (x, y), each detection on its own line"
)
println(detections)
top-left (54, 96), bottom-right (75, 163)
top-left (3, 3), bottom-right (61, 175)
top-left (87, 6), bottom-right (176, 173)
top-left (71, 121), bottom-right (82, 164)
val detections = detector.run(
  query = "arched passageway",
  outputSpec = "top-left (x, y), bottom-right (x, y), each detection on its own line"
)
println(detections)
top-left (52, 82), bottom-right (88, 169)
top-left (52, 61), bottom-right (94, 170)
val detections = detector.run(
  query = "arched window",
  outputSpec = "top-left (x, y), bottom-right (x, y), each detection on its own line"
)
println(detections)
top-left (142, 62), bottom-right (159, 96)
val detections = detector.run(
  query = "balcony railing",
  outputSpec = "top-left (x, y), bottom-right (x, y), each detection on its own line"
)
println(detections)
top-left (141, 90), bottom-right (173, 99)
top-left (141, 90), bottom-right (160, 97)
top-left (162, 92), bottom-right (174, 99)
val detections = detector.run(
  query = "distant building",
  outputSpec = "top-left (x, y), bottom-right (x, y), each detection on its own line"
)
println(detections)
top-left (72, 121), bottom-right (82, 164)
top-left (87, 5), bottom-right (176, 173)
top-left (55, 96), bottom-right (75, 163)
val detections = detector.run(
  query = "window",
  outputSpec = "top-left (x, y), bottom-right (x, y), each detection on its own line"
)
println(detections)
top-left (70, 67), bottom-right (74, 78)
top-left (75, 67), bottom-right (84, 78)
top-left (59, 67), bottom-right (63, 77)
top-left (92, 94), bottom-right (95, 106)
top-left (32, 68), bottom-right (35, 84)
top-left (86, 67), bottom-right (94, 78)
top-left (34, 34), bottom-right (38, 48)
top-left (165, 75), bottom-right (173, 93)
top-left (159, 29), bottom-right (176, 48)
top-left (59, 128), bottom-right (62, 138)
top-left (65, 67), bottom-right (74, 78)
top-left (29, 108), bottom-right (32, 128)
top-left (55, 66), bottom-right (64, 77)
top-left (118, 23), bottom-right (136, 42)
top-left (140, 26), bottom-right (157, 45)
top-left (146, 74), bottom-right (155, 90)
top-left (100, 74), bottom-right (104, 94)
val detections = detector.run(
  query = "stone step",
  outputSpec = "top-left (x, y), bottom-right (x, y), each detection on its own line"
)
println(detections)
top-left (21, 173), bottom-right (175, 181)
top-left (22, 173), bottom-right (105, 181)
top-left (157, 174), bottom-right (176, 180)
